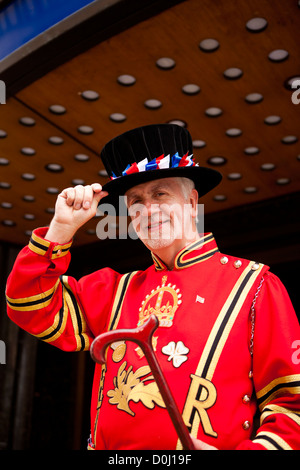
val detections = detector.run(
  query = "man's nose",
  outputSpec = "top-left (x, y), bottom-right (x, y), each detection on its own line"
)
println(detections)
top-left (141, 200), bottom-right (160, 217)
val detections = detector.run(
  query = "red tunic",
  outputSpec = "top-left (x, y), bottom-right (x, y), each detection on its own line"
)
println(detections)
top-left (6, 228), bottom-right (300, 450)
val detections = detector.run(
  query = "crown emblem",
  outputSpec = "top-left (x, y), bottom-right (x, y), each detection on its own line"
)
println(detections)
top-left (138, 275), bottom-right (182, 328)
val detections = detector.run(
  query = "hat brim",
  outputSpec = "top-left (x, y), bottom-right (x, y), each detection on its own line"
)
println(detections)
top-left (99, 166), bottom-right (222, 211)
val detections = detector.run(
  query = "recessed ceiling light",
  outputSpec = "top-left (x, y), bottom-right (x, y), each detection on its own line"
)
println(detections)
top-left (81, 90), bottom-right (100, 100)
top-left (74, 153), bottom-right (90, 162)
top-left (72, 179), bottom-right (85, 185)
top-left (199, 38), bottom-right (220, 52)
top-left (226, 128), bottom-right (242, 137)
top-left (23, 195), bottom-right (35, 202)
top-left (2, 219), bottom-right (16, 227)
top-left (46, 187), bottom-right (60, 194)
top-left (246, 17), bottom-right (268, 33)
top-left (261, 163), bottom-right (276, 171)
top-left (24, 213), bottom-right (36, 220)
top-left (227, 172), bottom-right (242, 180)
top-left (45, 163), bottom-right (64, 172)
top-left (205, 107), bottom-right (223, 117)
top-left (0, 182), bottom-right (11, 189)
top-left (117, 75), bottom-right (136, 86)
top-left (268, 49), bottom-right (289, 62)
top-left (284, 76), bottom-right (300, 90)
top-left (245, 93), bottom-right (264, 104)
top-left (223, 68), bottom-right (243, 80)
top-left (264, 115), bottom-right (282, 125)
top-left (244, 186), bottom-right (258, 193)
top-left (0, 130), bottom-right (7, 138)
top-left (110, 113), bottom-right (127, 123)
top-left (213, 195), bottom-right (227, 201)
top-left (20, 147), bottom-right (36, 156)
top-left (207, 156), bottom-right (227, 166)
top-left (48, 136), bottom-right (64, 145)
top-left (19, 117), bottom-right (36, 126)
top-left (21, 173), bottom-right (36, 180)
top-left (49, 105), bottom-right (66, 115)
top-left (0, 157), bottom-right (10, 165)
top-left (167, 119), bottom-right (187, 127)
top-left (182, 84), bottom-right (201, 95)
top-left (281, 135), bottom-right (298, 144)
top-left (276, 177), bottom-right (291, 185)
top-left (77, 125), bottom-right (94, 135)
top-left (156, 57), bottom-right (176, 70)
top-left (193, 140), bottom-right (206, 148)
top-left (244, 147), bottom-right (260, 155)
top-left (1, 202), bottom-right (13, 209)
top-left (144, 99), bottom-right (162, 109)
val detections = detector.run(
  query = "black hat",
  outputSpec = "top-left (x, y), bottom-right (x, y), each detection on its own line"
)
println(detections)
top-left (100, 124), bottom-right (222, 208)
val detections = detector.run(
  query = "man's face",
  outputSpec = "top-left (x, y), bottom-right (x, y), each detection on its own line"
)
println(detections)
top-left (125, 177), bottom-right (198, 252)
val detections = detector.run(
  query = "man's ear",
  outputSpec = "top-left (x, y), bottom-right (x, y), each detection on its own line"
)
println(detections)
top-left (189, 189), bottom-right (199, 218)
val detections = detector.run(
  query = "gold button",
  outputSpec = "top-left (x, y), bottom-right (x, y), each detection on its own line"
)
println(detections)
top-left (220, 256), bottom-right (228, 265)
top-left (242, 395), bottom-right (250, 404)
top-left (248, 371), bottom-right (253, 379)
top-left (57, 249), bottom-right (62, 256)
top-left (242, 420), bottom-right (251, 430)
top-left (234, 260), bottom-right (242, 268)
top-left (251, 262), bottom-right (260, 271)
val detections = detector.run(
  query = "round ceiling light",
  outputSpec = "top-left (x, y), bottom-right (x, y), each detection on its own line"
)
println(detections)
top-left (207, 156), bottom-right (227, 166)
top-left (45, 163), bottom-right (64, 172)
top-left (110, 113), bottom-right (127, 123)
top-left (205, 107), bottom-right (223, 117)
top-left (226, 128), bottom-right (242, 137)
top-left (264, 115), bottom-right (282, 125)
top-left (199, 38), bottom-right (220, 52)
top-left (246, 17), bottom-right (268, 33)
top-left (144, 99), bottom-right (162, 109)
top-left (81, 90), bottom-right (100, 100)
top-left (268, 49), bottom-right (289, 62)
top-left (156, 57), bottom-right (176, 70)
top-left (117, 75), bottom-right (136, 86)
top-left (245, 93), bottom-right (264, 104)
top-left (223, 68), bottom-right (243, 80)
top-left (182, 84), bottom-right (201, 95)
top-left (49, 105), bottom-right (66, 115)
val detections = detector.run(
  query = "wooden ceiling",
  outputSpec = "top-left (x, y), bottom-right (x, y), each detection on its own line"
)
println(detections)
top-left (0, 0), bottom-right (299, 246)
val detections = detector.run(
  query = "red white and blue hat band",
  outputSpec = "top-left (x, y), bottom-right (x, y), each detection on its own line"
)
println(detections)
top-left (111, 152), bottom-right (195, 180)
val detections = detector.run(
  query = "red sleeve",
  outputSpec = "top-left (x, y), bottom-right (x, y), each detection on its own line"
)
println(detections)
top-left (236, 272), bottom-right (300, 450)
top-left (6, 227), bottom-right (121, 352)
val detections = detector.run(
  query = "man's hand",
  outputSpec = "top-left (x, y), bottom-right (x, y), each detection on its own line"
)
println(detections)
top-left (190, 436), bottom-right (218, 450)
top-left (46, 183), bottom-right (108, 244)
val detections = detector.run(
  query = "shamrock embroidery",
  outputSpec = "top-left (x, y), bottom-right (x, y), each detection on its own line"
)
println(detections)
top-left (161, 341), bottom-right (189, 368)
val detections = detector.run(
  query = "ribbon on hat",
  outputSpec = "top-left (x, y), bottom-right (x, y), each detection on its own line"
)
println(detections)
top-left (110, 152), bottom-right (195, 180)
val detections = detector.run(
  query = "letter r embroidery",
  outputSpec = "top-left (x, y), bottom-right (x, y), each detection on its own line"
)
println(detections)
top-left (182, 374), bottom-right (218, 438)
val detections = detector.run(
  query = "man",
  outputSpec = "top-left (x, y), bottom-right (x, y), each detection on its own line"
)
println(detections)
top-left (6, 124), bottom-right (300, 450)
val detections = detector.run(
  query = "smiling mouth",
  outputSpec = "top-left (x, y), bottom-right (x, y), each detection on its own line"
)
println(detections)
top-left (146, 220), bottom-right (169, 231)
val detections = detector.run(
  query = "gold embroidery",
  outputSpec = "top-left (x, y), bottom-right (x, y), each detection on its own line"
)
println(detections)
top-left (107, 361), bottom-right (165, 416)
top-left (111, 341), bottom-right (127, 363)
top-left (135, 336), bottom-right (158, 359)
top-left (138, 275), bottom-right (182, 327)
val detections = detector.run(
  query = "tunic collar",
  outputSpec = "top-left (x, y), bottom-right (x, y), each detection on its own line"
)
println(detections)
top-left (151, 233), bottom-right (219, 271)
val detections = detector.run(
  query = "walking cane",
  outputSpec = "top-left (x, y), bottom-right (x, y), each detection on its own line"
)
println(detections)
top-left (90, 314), bottom-right (195, 450)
